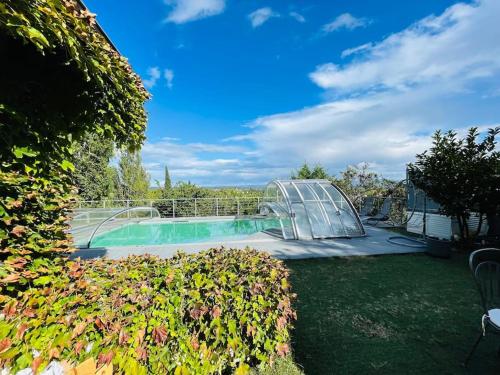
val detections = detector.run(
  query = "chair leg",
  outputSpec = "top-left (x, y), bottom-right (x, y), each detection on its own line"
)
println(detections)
top-left (463, 331), bottom-right (483, 367)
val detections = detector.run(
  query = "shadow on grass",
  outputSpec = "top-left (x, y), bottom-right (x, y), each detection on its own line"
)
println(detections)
top-left (285, 252), bottom-right (500, 375)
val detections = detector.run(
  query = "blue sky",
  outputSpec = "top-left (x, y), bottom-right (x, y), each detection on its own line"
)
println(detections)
top-left (86, 0), bottom-right (500, 186)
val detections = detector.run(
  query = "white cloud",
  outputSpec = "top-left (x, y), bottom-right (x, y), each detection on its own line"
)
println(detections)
top-left (147, 0), bottom-right (500, 186)
top-left (143, 67), bottom-right (161, 89)
top-left (341, 43), bottom-right (373, 58)
top-left (248, 7), bottom-right (279, 28)
top-left (322, 13), bottom-right (371, 33)
top-left (164, 69), bottom-right (174, 89)
top-left (164, 0), bottom-right (225, 24)
top-left (229, 0), bottom-right (500, 183)
top-left (141, 139), bottom-right (255, 186)
top-left (289, 11), bottom-right (305, 23)
top-left (311, 1), bottom-right (500, 93)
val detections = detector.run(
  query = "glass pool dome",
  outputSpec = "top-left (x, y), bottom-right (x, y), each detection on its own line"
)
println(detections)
top-left (260, 179), bottom-right (365, 240)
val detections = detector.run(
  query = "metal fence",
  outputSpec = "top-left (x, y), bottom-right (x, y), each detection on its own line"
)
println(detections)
top-left (74, 197), bottom-right (262, 218)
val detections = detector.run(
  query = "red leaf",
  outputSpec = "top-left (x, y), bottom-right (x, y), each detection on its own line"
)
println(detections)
top-left (95, 317), bottom-right (106, 331)
top-left (2, 300), bottom-right (17, 317)
top-left (31, 357), bottom-right (43, 374)
top-left (0, 338), bottom-right (12, 353)
top-left (211, 306), bottom-right (221, 318)
top-left (10, 225), bottom-right (26, 238)
top-left (97, 351), bottom-right (114, 366)
top-left (23, 308), bottom-right (36, 318)
top-left (152, 325), bottom-right (168, 345)
top-left (136, 329), bottom-right (145, 346)
top-left (72, 321), bottom-right (87, 338)
top-left (276, 343), bottom-right (289, 357)
top-left (0, 273), bottom-right (20, 284)
top-left (118, 329), bottom-right (129, 345)
top-left (136, 346), bottom-right (147, 361)
top-left (16, 323), bottom-right (28, 340)
top-left (165, 270), bottom-right (175, 284)
top-left (190, 335), bottom-right (199, 350)
top-left (74, 341), bottom-right (85, 355)
top-left (6, 257), bottom-right (28, 269)
top-left (277, 316), bottom-right (287, 331)
top-left (49, 347), bottom-right (60, 360)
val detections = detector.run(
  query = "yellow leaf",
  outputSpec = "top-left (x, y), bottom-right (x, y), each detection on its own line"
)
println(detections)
top-left (235, 363), bottom-right (250, 375)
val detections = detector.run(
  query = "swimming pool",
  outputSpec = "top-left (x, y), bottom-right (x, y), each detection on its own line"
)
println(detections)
top-left (89, 218), bottom-right (281, 247)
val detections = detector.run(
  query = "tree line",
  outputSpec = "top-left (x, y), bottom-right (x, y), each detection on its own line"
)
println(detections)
top-left (73, 133), bottom-right (401, 204)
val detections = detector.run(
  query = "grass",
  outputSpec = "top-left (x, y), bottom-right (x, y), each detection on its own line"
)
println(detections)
top-left (285, 252), bottom-right (500, 374)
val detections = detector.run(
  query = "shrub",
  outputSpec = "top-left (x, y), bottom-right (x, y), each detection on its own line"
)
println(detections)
top-left (408, 127), bottom-right (500, 241)
top-left (0, 248), bottom-right (296, 374)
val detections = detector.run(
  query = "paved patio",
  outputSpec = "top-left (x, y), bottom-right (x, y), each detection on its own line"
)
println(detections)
top-left (73, 226), bottom-right (425, 260)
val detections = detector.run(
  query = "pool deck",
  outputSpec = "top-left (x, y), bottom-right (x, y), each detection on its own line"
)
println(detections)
top-left (73, 226), bottom-right (425, 260)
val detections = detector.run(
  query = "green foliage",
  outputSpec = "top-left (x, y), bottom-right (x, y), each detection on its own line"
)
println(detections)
top-left (0, 0), bottom-right (148, 306)
top-left (331, 163), bottom-right (399, 200)
top-left (291, 163), bottom-right (329, 180)
top-left (113, 151), bottom-right (150, 200)
top-left (0, 0), bottom-right (149, 160)
top-left (0, 167), bottom-right (75, 291)
top-left (164, 165), bottom-right (172, 190)
top-left (0, 248), bottom-right (296, 374)
top-left (290, 163), bottom-right (399, 201)
top-left (252, 356), bottom-right (303, 375)
top-left (72, 132), bottom-right (116, 201)
top-left (408, 127), bottom-right (500, 240)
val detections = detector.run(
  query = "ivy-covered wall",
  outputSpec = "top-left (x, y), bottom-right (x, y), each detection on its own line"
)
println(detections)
top-left (0, 0), bottom-right (149, 288)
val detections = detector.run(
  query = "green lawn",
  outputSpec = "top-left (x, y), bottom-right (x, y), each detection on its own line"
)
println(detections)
top-left (286, 253), bottom-right (500, 374)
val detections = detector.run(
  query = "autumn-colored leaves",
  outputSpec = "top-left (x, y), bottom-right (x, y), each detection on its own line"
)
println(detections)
top-left (0, 249), bottom-right (296, 374)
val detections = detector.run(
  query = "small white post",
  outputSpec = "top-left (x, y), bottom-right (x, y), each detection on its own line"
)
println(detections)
top-left (216, 198), bottom-right (219, 216)
top-left (194, 198), bottom-right (197, 217)
top-left (172, 199), bottom-right (176, 218)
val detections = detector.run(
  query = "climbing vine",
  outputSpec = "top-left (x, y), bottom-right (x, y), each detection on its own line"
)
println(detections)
top-left (0, 0), bottom-right (148, 289)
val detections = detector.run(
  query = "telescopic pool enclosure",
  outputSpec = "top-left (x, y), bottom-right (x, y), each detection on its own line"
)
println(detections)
top-left (260, 179), bottom-right (365, 240)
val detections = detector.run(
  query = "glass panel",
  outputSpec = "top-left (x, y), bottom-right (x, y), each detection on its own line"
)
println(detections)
top-left (321, 183), bottom-right (347, 209)
top-left (280, 216), bottom-right (295, 240)
top-left (262, 202), bottom-right (295, 239)
top-left (339, 210), bottom-right (362, 235)
top-left (310, 183), bottom-right (330, 201)
top-left (291, 203), bottom-right (312, 239)
top-left (295, 183), bottom-right (316, 201)
top-left (264, 183), bottom-right (279, 203)
top-left (322, 201), bottom-right (347, 235)
top-left (281, 182), bottom-right (302, 203)
top-left (321, 183), bottom-right (363, 236)
top-left (304, 201), bottom-right (332, 238)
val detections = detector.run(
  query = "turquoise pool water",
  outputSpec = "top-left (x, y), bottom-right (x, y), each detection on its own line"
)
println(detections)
top-left (90, 218), bottom-right (281, 247)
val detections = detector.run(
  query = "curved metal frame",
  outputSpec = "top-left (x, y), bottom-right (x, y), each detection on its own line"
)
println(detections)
top-left (86, 206), bottom-right (160, 248)
top-left (261, 179), bottom-right (365, 240)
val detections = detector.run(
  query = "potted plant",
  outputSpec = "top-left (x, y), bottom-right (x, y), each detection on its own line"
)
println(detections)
top-left (408, 127), bottom-right (500, 256)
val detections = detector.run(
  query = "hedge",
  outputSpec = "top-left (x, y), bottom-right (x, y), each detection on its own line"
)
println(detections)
top-left (0, 248), bottom-right (296, 374)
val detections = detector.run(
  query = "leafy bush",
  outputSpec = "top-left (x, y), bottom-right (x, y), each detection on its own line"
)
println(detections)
top-left (408, 127), bottom-right (500, 241)
top-left (0, 248), bottom-right (296, 374)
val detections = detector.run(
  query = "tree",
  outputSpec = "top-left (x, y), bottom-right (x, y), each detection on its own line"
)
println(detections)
top-left (72, 132), bottom-right (116, 201)
top-left (291, 163), bottom-right (329, 179)
top-left (164, 165), bottom-right (172, 190)
top-left (408, 127), bottom-right (500, 242)
top-left (331, 163), bottom-right (395, 199)
top-left (114, 151), bottom-right (150, 200)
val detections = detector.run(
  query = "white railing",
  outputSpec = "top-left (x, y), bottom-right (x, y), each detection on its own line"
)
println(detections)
top-left (73, 197), bottom-right (262, 218)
